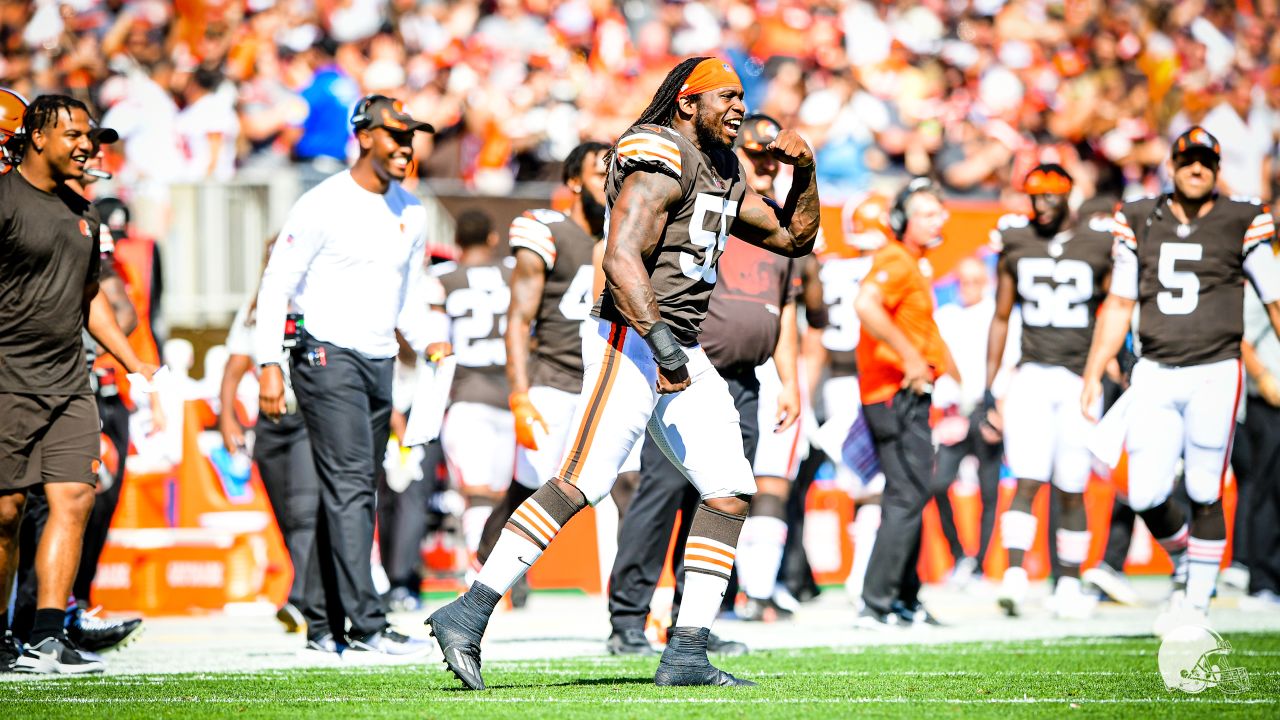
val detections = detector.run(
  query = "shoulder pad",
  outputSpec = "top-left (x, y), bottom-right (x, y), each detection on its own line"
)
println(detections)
top-left (509, 210), bottom-right (559, 269)
top-left (996, 213), bottom-right (1030, 231)
top-left (615, 127), bottom-right (683, 180)
top-left (1087, 215), bottom-right (1115, 234)
top-left (429, 261), bottom-right (457, 277)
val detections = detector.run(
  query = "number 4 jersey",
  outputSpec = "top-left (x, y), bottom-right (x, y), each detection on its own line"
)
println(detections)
top-left (593, 123), bottom-right (747, 346)
top-left (509, 208), bottom-right (598, 394)
top-left (994, 213), bottom-right (1113, 375)
top-left (1112, 196), bottom-right (1278, 366)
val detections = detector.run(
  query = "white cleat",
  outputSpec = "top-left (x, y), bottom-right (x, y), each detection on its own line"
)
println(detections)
top-left (1082, 563), bottom-right (1141, 607)
top-left (1153, 589), bottom-right (1208, 638)
top-left (998, 567), bottom-right (1029, 617)
top-left (1048, 576), bottom-right (1098, 620)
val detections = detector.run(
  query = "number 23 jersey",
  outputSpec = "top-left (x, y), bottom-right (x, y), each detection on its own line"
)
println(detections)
top-left (1112, 196), bottom-right (1276, 366)
top-left (592, 124), bottom-right (747, 346)
top-left (994, 214), bottom-right (1112, 376)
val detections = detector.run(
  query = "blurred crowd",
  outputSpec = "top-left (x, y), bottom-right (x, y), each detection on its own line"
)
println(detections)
top-left (6, 0), bottom-right (1280, 214)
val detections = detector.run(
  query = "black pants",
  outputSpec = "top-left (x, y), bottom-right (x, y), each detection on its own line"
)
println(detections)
top-left (861, 390), bottom-right (933, 615)
top-left (930, 409), bottom-right (1001, 567)
top-left (290, 338), bottom-right (393, 640)
top-left (608, 371), bottom-right (759, 633)
top-left (376, 439), bottom-right (444, 592)
top-left (1238, 396), bottom-right (1280, 593)
top-left (254, 411), bottom-right (320, 609)
top-left (13, 394), bottom-right (129, 641)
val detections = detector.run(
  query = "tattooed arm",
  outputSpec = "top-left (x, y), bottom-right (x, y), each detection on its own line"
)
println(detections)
top-left (733, 129), bottom-right (820, 258)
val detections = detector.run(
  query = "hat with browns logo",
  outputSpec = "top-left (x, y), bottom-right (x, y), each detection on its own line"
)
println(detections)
top-left (1172, 125), bottom-right (1220, 164)
top-left (351, 95), bottom-right (434, 134)
top-left (735, 113), bottom-right (781, 152)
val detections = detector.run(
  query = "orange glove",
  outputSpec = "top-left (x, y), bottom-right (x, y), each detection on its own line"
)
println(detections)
top-left (510, 392), bottom-right (548, 450)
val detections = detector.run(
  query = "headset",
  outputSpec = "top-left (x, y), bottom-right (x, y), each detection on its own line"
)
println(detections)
top-left (889, 176), bottom-right (938, 239)
top-left (349, 94), bottom-right (394, 129)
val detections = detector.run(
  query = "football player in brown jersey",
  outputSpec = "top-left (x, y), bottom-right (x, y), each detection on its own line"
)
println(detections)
top-left (984, 164), bottom-right (1114, 619)
top-left (427, 57), bottom-right (819, 690)
top-left (1082, 126), bottom-right (1280, 634)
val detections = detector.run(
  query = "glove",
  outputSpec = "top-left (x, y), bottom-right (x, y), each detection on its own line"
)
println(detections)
top-left (509, 392), bottom-right (549, 451)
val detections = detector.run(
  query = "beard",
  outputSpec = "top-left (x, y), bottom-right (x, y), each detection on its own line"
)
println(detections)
top-left (581, 187), bottom-right (607, 237)
top-left (693, 110), bottom-right (731, 151)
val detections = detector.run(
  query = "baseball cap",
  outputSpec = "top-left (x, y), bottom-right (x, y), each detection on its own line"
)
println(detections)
top-left (89, 126), bottom-right (119, 146)
top-left (350, 95), bottom-right (434, 134)
top-left (735, 113), bottom-right (781, 152)
top-left (1171, 125), bottom-right (1220, 165)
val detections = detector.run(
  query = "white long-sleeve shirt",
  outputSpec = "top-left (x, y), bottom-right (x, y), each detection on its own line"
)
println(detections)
top-left (254, 170), bottom-right (433, 362)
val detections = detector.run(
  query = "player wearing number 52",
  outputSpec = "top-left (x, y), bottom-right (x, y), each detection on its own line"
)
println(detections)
top-left (984, 163), bottom-right (1114, 619)
top-left (426, 57), bottom-right (820, 691)
top-left (1082, 126), bottom-right (1280, 633)
top-left (253, 95), bottom-right (436, 659)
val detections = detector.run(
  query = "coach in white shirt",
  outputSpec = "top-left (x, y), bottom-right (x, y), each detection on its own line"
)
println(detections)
top-left (254, 95), bottom-right (436, 658)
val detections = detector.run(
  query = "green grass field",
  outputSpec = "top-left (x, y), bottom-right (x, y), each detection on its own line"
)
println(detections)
top-left (4, 632), bottom-right (1276, 719)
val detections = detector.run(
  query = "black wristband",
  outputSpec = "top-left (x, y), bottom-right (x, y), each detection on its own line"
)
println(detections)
top-left (642, 321), bottom-right (689, 372)
top-left (259, 361), bottom-right (281, 370)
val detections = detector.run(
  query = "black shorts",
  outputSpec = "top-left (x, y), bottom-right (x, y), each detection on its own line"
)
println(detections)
top-left (0, 392), bottom-right (100, 492)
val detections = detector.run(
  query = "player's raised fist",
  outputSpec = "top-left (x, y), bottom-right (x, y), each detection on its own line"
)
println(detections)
top-left (766, 129), bottom-right (814, 168)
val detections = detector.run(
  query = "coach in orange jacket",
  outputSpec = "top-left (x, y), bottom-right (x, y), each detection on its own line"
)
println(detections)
top-left (852, 177), bottom-right (952, 628)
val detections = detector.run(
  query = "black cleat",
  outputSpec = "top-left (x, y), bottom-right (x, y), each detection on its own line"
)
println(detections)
top-left (68, 607), bottom-right (145, 653)
top-left (426, 592), bottom-right (494, 691)
top-left (891, 600), bottom-right (942, 627)
top-left (607, 628), bottom-right (657, 656)
top-left (738, 597), bottom-right (794, 623)
top-left (1, 631), bottom-right (20, 672)
top-left (654, 627), bottom-right (756, 687)
top-left (509, 575), bottom-right (530, 610)
top-left (276, 602), bottom-right (306, 632)
top-left (706, 631), bottom-right (748, 656)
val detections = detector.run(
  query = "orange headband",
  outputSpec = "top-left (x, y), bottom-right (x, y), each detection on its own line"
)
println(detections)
top-left (678, 58), bottom-right (742, 98)
top-left (1024, 168), bottom-right (1073, 195)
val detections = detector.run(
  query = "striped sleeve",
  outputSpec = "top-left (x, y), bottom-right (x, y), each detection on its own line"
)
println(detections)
top-left (1111, 205), bottom-right (1137, 252)
top-left (509, 213), bottom-right (557, 269)
top-left (1109, 205), bottom-right (1138, 300)
top-left (1243, 206), bottom-right (1275, 257)
top-left (615, 130), bottom-right (683, 181)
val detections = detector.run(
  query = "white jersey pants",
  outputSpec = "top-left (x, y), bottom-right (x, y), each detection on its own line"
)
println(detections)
top-left (442, 401), bottom-right (515, 493)
top-left (753, 358), bottom-right (806, 480)
top-left (556, 319), bottom-right (756, 505)
top-left (1124, 357), bottom-right (1243, 511)
top-left (1002, 363), bottom-right (1100, 493)
top-left (514, 385), bottom-right (580, 490)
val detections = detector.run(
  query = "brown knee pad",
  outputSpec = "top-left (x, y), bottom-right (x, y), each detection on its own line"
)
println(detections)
top-left (508, 481), bottom-right (587, 550)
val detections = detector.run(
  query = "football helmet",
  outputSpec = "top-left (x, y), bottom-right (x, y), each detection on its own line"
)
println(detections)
top-left (841, 193), bottom-right (893, 252)
top-left (1158, 624), bottom-right (1250, 695)
top-left (0, 87), bottom-right (28, 169)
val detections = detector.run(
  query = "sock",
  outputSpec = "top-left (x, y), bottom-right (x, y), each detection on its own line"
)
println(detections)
top-left (737, 515), bottom-right (787, 600)
top-left (462, 501), bottom-right (494, 555)
top-left (1001, 510), bottom-right (1037, 568)
top-left (31, 608), bottom-right (65, 643)
top-left (846, 503), bottom-right (881, 599)
top-left (1055, 529), bottom-right (1091, 578)
top-left (459, 580), bottom-right (503, 624)
top-left (1186, 537), bottom-right (1226, 610)
top-left (475, 480), bottom-right (587, 595)
top-left (675, 504), bottom-right (745, 630)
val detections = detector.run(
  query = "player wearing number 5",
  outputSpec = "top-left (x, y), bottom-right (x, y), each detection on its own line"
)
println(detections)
top-left (426, 57), bottom-right (820, 690)
top-left (984, 164), bottom-right (1114, 618)
top-left (1082, 126), bottom-right (1280, 633)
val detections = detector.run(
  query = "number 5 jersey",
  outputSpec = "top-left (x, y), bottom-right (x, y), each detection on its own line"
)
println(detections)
top-left (993, 213), bottom-right (1113, 375)
top-left (592, 123), bottom-right (747, 346)
top-left (1111, 196), bottom-right (1277, 366)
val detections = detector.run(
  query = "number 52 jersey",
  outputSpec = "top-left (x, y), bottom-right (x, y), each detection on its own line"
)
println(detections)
top-left (994, 214), bottom-right (1113, 376)
top-left (1112, 196), bottom-right (1278, 366)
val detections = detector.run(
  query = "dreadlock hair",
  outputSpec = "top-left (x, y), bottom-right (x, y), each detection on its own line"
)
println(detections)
top-left (562, 140), bottom-right (610, 185)
top-left (604, 57), bottom-right (709, 167)
top-left (22, 94), bottom-right (90, 151)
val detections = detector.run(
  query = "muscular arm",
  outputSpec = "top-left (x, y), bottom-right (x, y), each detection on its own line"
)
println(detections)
top-left (86, 290), bottom-right (148, 374)
top-left (732, 164), bottom-right (820, 258)
top-left (985, 262), bottom-right (1016, 389)
top-left (505, 249), bottom-right (546, 396)
top-left (1082, 295), bottom-right (1135, 386)
top-left (601, 171), bottom-right (681, 335)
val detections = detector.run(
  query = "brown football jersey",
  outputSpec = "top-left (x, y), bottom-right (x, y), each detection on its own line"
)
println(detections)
top-left (436, 259), bottom-right (513, 408)
top-left (994, 213), bottom-right (1113, 375)
top-left (1113, 195), bottom-right (1275, 366)
top-left (508, 208), bottom-right (597, 394)
top-left (592, 124), bottom-right (747, 346)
